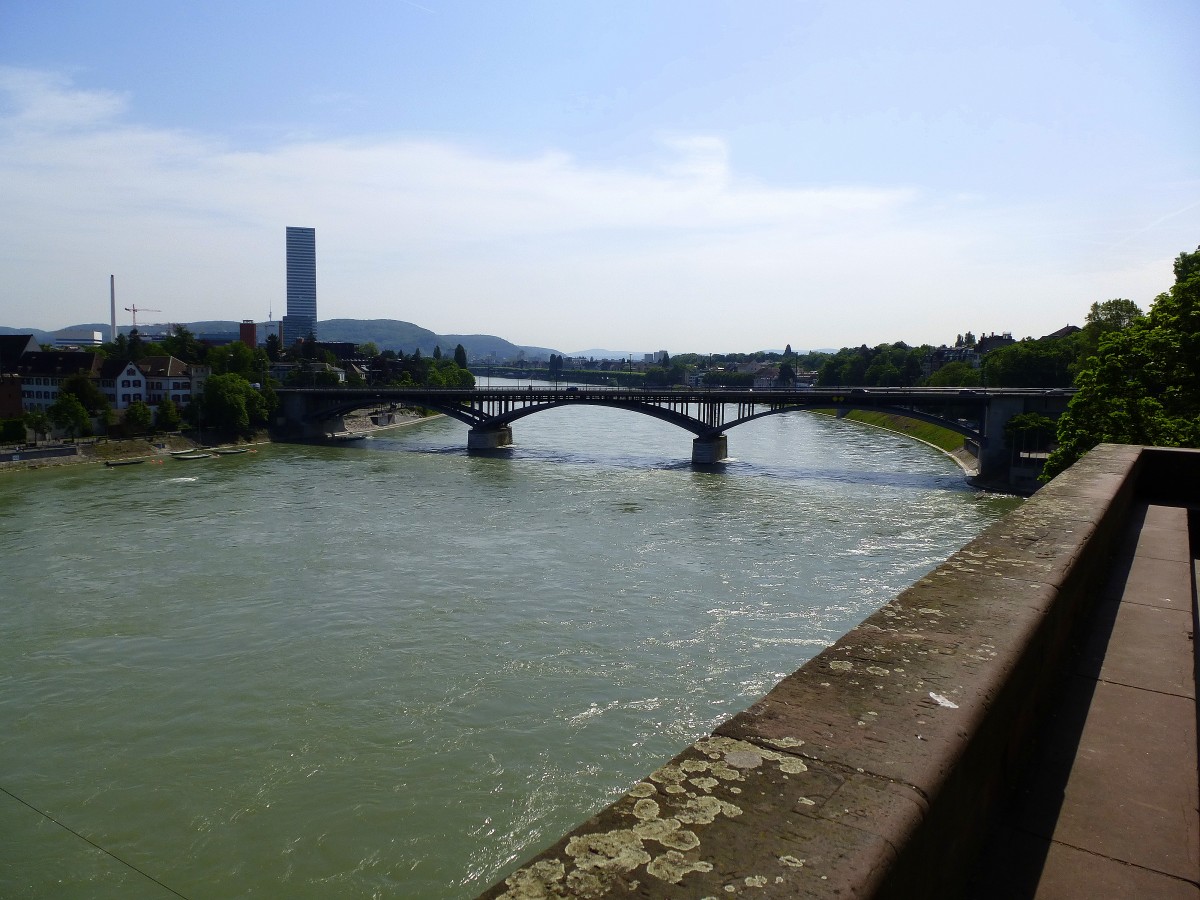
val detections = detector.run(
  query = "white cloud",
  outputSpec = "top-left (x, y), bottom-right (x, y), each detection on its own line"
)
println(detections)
top-left (0, 66), bottom-right (1192, 351)
top-left (0, 66), bottom-right (128, 128)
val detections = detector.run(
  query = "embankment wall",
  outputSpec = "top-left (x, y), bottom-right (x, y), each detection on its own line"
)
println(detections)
top-left (479, 443), bottom-right (1197, 899)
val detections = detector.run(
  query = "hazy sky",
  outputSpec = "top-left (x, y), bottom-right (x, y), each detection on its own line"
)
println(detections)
top-left (1, 1), bottom-right (1196, 353)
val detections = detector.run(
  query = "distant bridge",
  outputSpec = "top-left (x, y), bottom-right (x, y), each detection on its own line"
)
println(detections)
top-left (275, 385), bottom-right (1073, 482)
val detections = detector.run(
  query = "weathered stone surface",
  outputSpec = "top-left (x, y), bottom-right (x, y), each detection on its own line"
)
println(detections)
top-left (475, 444), bottom-right (1196, 900)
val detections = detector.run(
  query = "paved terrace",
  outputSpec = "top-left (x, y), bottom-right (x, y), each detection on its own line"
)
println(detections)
top-left (478, 444), bottom-right (1199, 899)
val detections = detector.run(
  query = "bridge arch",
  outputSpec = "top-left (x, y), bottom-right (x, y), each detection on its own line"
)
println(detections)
top-left (718, 403), bottom-right (980, 440)
top-left (276, 385), bottom-right (1064, 481)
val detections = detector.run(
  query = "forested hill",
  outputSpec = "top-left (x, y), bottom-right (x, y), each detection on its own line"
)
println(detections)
top-left (0, 319), bottom-right (561, 361)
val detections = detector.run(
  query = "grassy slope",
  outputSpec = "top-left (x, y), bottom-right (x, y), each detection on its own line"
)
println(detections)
top-left (812, 409), bottom-right (965, 453)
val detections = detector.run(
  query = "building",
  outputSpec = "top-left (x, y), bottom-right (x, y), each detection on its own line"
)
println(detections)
top-left (0, 374), bottom-right (22, 419)
top-left (139, 356), bottom-right (201, 409)
top-left (282, 226), bottom-right (317, 346)
top-left (54, 330), bottom-right (104, 348)
top-left (0, 334), bottom-right (38, 374)
top-left (99, 359), bottom-right (147, 410)
top-left (16, 351), bottom-right (103, 412)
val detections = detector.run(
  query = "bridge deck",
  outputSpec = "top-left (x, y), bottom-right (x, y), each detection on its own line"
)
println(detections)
top-left (966, 501), bottom-right (1199, 897)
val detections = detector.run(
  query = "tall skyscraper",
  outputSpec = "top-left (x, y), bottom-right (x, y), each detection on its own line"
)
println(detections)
top-left (282, 226), bottom-right (317, 346)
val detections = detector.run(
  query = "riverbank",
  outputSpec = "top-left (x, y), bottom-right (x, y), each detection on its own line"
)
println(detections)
top-left (811, 408), bottom-right (979, 476)
top-left (0, 432), bottom-right (271, 473)
top-left (0, 409), bottom-right (441, 474)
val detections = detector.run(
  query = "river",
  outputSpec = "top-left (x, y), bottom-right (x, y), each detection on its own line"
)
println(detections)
top-left (0, 397), bottom-right (1020, 898)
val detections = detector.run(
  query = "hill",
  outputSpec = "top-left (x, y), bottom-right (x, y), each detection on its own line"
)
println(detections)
top-left (0, 320), bottom-right (561, 362)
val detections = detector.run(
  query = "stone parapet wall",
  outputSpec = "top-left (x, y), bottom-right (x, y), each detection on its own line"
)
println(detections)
top-left (479, 443), bottom-right (1175, 899)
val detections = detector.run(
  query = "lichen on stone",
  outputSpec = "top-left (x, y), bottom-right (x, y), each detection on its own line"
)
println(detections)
top-left (646, 850), bottom-right (713, 883)
top-left (497, 858), bottom-right (567, 899)
top-left (763, 736), bottom-right (804, 749)
top-left (565, 829), bottom-right (651, 874)
top-left (632, 798), bottom-right (661, 820)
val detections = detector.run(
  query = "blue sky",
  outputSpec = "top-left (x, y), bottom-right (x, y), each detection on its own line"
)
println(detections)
top-left (1, 1), bottom-right (1196, 353)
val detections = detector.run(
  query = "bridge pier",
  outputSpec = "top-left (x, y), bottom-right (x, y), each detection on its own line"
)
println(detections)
top-left (977, 396), bottom-right (1027, 485)
top-left (691, 434), bottom-right (728, 465)
top-left (468, 425), bottom-right (514, 452)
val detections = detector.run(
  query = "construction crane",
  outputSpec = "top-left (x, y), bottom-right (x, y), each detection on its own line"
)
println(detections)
top-left (124, 304), bottom-right (161, 328)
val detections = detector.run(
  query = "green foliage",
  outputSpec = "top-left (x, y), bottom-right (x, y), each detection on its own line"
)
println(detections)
top-left (433, 358), bottom-right (475, 388)
top-left (125, 400), bottom-right (153, 434)
top-left (47, 392), bottom-right (91, 437)
top-left (926, 360), bottom-right (981, 387)
top-left (155, 395), bottom-right (182, 431)
top-left (980, 335), bottom-right (1080, 388)
top-left (161, 325), bottom-right (205, 363)
top-left (452, 343), bottom-right (467, 369)
top-left (1, 418), bottom-right (25, 442)
top-left (356, 341), bottom-right (379, 358)
top-left (1043, 247), bottom-right (1200, 480)
top-left (1004, 412), bottom-right (1056, 451)
top-left (127, 329), bottom-right (149, 361)
top-left (203, 373), bottom-right (271, 435)
top-left (60, 372), bottom-right (110, 414)
top-left (1085, 298), bottom-right (1143, 332)
top-left (817, 343), bottom-right (925, 387)
top-left (23, 410), bottom-right (50, 441)
top-left (208, 341), bottom-right (268, 379)
top-left (264, 333), bottom-right (281, 362)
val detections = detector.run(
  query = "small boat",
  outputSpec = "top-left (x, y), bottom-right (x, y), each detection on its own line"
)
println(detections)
top-left (105, 459), bottom-right (145, 467)
top-left (172, 451), bottom-right (214, 460)
top-left (213, 447), bottom-right (250, 455)
top-left (330, 433), bottom-right (367, 442)
top-left (170, 448), bottom-right (207, 456)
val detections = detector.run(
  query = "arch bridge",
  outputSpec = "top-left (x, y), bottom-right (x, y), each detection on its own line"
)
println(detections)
top-left (275, 385), bottom-right (1072, 481)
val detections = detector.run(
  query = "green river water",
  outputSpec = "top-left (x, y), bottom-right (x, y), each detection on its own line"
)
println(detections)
top-left (0, 400), bottom-right (1020, 898)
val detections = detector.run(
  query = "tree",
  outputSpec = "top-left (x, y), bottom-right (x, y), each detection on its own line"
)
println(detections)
top-left (47, 392), bottom-right (91, 438)
top-left (1004, 412), bottom-right (1056, 454)
top-left (60, 372), bottom-right (110, 415)
top-left (207, 341), bottom-right (263, 378)
top-left (161, 325), bottom-right (205, 363)
top-left (980, 336), bottom-right (1080, 388)
top-left (155, 395), bottom-right (182, 431)
top-left (926, 361), bottom-right (982, 387)
top-left (203, 373), bottom-right (274, 434)
top-left (264, 333), bottom-right (282, 362)
top-left (1043, 247), bottom-right (1200, 479)
top-left (128, 329), bottom-right (145, 361)
top-left (433, 345), bottom-right (442, 360)
top-left (1086, 298), bottom-right (1144, 333)
top-left (24, 410), bottom-right (50, 441)
top-left (453, 344), bottom-right (468, 369)
top-left (1, 418), bottom-right (25, 443)
top-left (124, 399), bottom-right (153, 434)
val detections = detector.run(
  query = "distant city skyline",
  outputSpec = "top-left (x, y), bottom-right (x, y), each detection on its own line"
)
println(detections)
top-left (0, 2), bottom-right (1196, 352)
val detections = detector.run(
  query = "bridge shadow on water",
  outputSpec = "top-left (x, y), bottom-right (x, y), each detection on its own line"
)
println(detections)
top-left (360, 435), bottom-right (973, 493)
